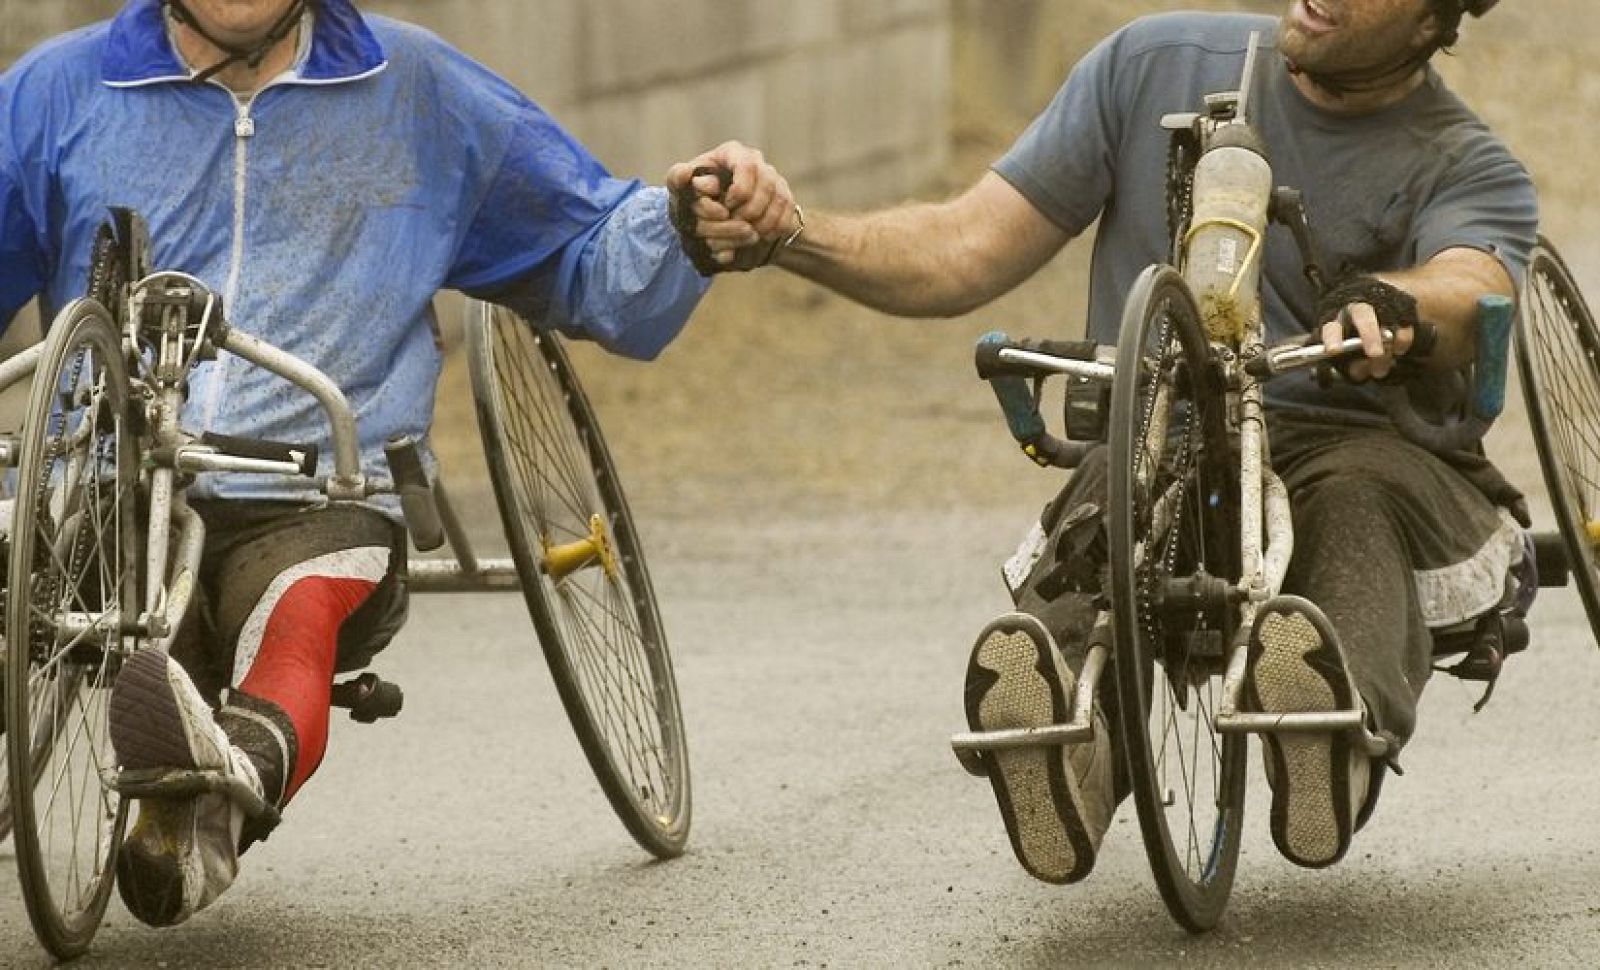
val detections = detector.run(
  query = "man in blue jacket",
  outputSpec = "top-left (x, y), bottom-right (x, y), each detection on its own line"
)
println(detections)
top-left (0, 0), bottom-right (740, 927)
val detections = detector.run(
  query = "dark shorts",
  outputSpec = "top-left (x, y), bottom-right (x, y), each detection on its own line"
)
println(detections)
top-left (1009, 416), bottom-right (1524, 750)
top-left (170, 500), bottom-right (409, 703)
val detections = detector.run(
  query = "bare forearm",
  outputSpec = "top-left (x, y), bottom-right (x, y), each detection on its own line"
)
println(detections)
top-left (665, 147), bottom-right (1070, 318)
top-left (1377, 247), bottom-right (1514, 370)
top-left (772, 203), bottom-right (1014, 317)
top-left (770, 173), bottom-right (1071, 319)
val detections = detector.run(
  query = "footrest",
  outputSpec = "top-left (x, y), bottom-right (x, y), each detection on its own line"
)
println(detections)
top-left (1214, 709), bottom-right (1365, 733)
top-left (1214, 710), bottom-right (1390, 757)
top-left (950, 722), bottom-right (1094, 777)
top-left (199, 431), bottom-right (318, 478)
top-left (105, 767), bottom-right (281, 827)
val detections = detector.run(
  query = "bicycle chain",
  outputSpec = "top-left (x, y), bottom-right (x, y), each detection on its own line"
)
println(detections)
top-left (1132, 314), bottom-right (1203, 701)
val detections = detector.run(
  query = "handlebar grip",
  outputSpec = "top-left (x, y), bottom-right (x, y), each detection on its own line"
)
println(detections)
top-left (384, 435), bottom-right (444, 552)
top-left (976, 332), bottom-right (1089, 469)
top-left (1378, 294), bottom-right (1514, 453)
top-left (974, 331), bottom-right (1101, 380)
top-left (1468, 294), bottom-right (1514, 421)
top-left (197, 431), bottom-right (317, 477)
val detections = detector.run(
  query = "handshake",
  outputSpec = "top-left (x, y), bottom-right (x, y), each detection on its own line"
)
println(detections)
top-left (665, 140), bottom-right (804, 276)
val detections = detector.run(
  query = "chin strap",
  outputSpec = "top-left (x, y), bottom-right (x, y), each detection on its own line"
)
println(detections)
top-left (167, 0), bottom-right (309, 85)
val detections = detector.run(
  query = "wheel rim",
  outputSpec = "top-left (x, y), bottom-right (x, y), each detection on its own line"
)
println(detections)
top-left (471, 305), bottom-right (690, 856)
top-left (1110, 267), bottom-right (1245, 930)
top-left (1516, 242), bottom-right (1600, 642)
top-left (7, 302), bottom-right (136, 957)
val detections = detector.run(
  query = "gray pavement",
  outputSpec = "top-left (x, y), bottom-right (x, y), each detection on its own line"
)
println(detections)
top-left (2, 500), bottom-right (1598, 968)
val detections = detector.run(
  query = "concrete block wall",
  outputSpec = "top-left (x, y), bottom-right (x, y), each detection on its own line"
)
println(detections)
top-left (1, 0), bottom-right (951, 205)
top-left (0, 0), bottom-right (952, 349)
top-left (366, 0), bottom-right (951, 208)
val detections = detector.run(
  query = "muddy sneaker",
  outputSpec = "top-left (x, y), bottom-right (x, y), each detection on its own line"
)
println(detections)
top-left (1246, 596), bottom-right (1369, 869)
top-left (109, 649), bottom-right (264, 927)
top-left (963, 613), bottom-right (1113, 884)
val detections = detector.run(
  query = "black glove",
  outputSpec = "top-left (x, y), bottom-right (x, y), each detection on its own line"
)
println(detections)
top-left (670, 166), bottom-right (731, 277)
top-left (1313, 274), bottom-right (1435, 383)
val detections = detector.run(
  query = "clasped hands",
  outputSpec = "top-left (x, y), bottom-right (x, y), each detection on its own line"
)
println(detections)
top-left (665, 141), bottom-right (802, 275)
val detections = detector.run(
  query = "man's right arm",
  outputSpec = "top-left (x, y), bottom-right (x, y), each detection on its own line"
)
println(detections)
top-left (774, 172), bottom-right (1073, 318)
top-left (666, 143), bottom-right (1073, 319)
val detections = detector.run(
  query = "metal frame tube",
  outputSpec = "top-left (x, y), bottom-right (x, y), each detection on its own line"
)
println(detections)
top-left (406, 558), bottom-right (521, 592)
top-left (174, 449), bottom-right (307, 478)
top-left (950, 619), bottom-right (1111, 773)
top-left (995, 349), bottom-right (1116, 383)
top-left (1261, 467), bottom-right (1293, 594)
top-left (220, 329), bottom-right (364, 499)
top-left (0, 343), bottom-right (43, 397)
top-left (432, 478), bottom-right (480, 575)
top-left (151, 501), bottom-right (205, 651)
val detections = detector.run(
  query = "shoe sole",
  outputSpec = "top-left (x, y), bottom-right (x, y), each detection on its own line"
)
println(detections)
top-left (1248, 600), bottom-right (1353, 868)
top-left (110, 649), bottom-right (204, 772)
top-left (965, 615), bottom-right (1092, 884)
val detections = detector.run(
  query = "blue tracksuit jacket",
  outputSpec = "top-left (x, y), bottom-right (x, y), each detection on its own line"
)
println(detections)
top-left (0, 0), bottom-right (708, 506)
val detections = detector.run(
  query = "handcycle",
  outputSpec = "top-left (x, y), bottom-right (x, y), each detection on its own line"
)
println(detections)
top-left (1, 209), bottom-right (692, 959)
top-left (949, 35), bottom-right (1600, 932)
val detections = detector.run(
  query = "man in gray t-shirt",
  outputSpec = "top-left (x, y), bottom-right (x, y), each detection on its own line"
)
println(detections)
top-left (667, 2), bottom-right (1532, 883)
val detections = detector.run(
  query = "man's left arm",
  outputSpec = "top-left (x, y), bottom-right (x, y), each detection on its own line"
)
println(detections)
top-left (1327, 246), bottom-right (1514, 379)
top-left (439, 52), bottom-right (706, 362)
top-left (549, 185), bottom-right (709, 361)
top-left (1321, 134), bottom-right (1537, 381)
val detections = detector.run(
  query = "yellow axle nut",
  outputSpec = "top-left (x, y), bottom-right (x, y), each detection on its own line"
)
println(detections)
top-left (541, 513), bottom-right (618, 581)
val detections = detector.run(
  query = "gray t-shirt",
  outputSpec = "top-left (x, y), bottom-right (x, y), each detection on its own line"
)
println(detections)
top-left (994, 12), bottom-right (1539, 421)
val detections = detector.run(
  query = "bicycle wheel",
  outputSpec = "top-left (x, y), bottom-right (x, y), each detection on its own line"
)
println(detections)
top-left (467, 302), bottom-right (691, 859)
top-left (7, 299), bottom-right (140, 959)
top-left (1108, 265), bottom-right (1247, 931)
top-left (1516, 239), bottom-right (1600, 645)
top-left (0, 649), bottom-right (73, 846)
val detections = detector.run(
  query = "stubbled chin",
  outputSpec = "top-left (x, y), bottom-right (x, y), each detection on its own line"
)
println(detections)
top-left (1279, 26), bottom-right (1309, 62)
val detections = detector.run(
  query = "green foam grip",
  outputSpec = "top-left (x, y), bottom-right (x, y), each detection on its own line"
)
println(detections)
top-left (976, 332), bottom-right (1046, 443)
top-left (991, 375), bottom-right (1045, 443)
top-left (1471, 294), bottom-right (1514, 421)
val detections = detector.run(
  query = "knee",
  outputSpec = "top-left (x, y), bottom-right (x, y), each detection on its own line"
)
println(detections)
top-left (1291, 474), bottom-right (1396, 528)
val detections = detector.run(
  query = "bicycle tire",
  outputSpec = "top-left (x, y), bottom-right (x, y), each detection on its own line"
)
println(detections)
top-left (1108, 265), bottom-right (1247, 932)
top-left (7, 300), bottom-right (139, 959)
top-left (467, 302), bottom-right (691, 859)
top-left (1516, 239), bottom-right (1600, 645)
top-left (0, 656), bottom-right (73, 847)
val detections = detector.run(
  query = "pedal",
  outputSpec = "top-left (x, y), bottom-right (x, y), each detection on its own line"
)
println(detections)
top-left (331, 672), bottom-right (404, 723)
top-left (106, 766), bottom-right (281, 829)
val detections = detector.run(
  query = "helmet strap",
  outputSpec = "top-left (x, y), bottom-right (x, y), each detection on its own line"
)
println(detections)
top-left (167, 0), bottom-right (309, 85)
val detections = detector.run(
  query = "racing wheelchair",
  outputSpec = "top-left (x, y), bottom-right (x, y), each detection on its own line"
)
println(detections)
top-left (949, 35), bottom-right (1600, 932)
top-left (0, 209), bottom-right (692, 958)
